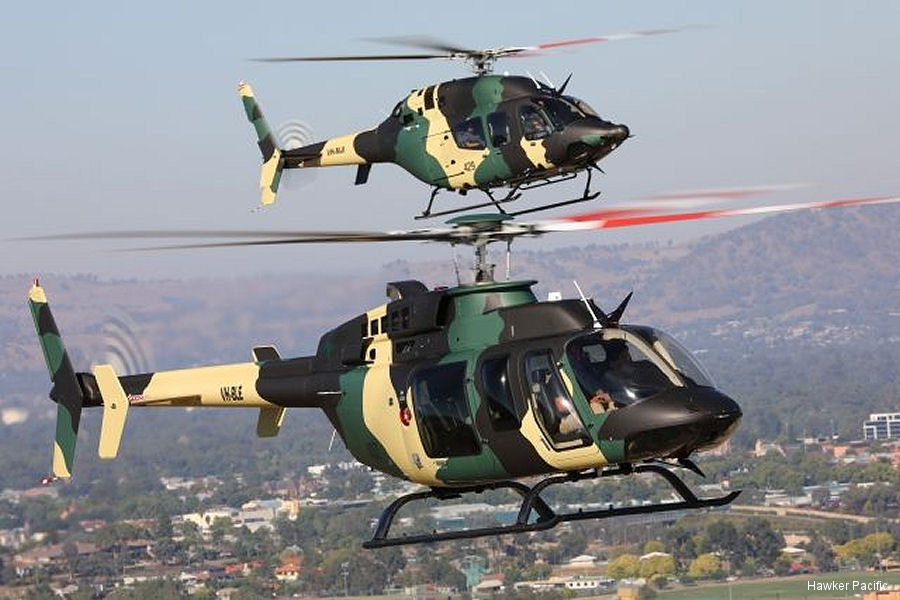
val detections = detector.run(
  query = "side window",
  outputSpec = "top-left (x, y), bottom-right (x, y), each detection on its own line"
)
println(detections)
top-left (487, 112), bottom-right (510, 147)
top-left (411, 362), bottom-right (480, 458)
top-left (524, 351), bottom-right (589, 449)
top-left (520, 105), bottom-right (552, 141)
top-left (481, 356), bottom-right (518, 430)
top-left (452, 117), bottom-right (487, 150)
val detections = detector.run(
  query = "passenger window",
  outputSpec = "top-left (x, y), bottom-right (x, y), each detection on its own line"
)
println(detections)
top-left (370, 319), bottom-right (379, 336)
top-left (411, 362), bottom-right (480, 458)
top-left (481, 356), bottom-right (517, 430)
top-left (452, 117), bottom-right (487, 150)
top-left (487, 112), bottom-right (510, 146)
top-left (520, 105), bottom-right (552, 141)
top-left (524, 351), bottom-right (589, 449)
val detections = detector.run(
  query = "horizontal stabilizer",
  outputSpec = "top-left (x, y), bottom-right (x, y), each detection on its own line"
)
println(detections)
top-left (93, 364), bottom-right (130, 459)
top-left (257, 406), bottom-right (286, 437)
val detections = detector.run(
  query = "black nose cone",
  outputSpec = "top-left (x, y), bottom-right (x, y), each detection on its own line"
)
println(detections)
top-left (604, 123), bottom-right (630, 143)
top-left (597, 388), bottom-right (742, 462)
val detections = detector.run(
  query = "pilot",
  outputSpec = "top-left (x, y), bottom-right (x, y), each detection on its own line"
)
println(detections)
top-left (458, 122), bottom-right (483, 149)
top-left (589, 389), bottom-right (614, 414)
top-left (553, 394), bottom-right (581, 435)
top-left (590, 340), bottom-right (670, 406)
top-left (524, 112), bottom-right (549, 139)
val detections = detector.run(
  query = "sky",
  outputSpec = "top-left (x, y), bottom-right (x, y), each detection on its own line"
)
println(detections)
top-left (2, 0), bottom-right (899, 279)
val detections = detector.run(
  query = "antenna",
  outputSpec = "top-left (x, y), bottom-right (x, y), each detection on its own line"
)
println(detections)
top-left (573, 280), bottom-right (602, 329)
top-left (328, 428), bottom-right (337, 452)
top-left (451, 244), bottom-right (462, 285)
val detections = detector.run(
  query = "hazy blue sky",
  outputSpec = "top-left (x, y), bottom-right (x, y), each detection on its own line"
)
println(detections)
top-left (2, 1), bottom-right (899, 279)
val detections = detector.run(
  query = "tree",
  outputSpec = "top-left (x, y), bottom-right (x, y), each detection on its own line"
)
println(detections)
top-left (774, 555), bottom-right (792, 576)
top-left (639, 554), bottom-right (675, 579)
top-left (663, 527), bottom-right (697, 568)
top-left (643, 540), bottom-right (665, 554)
top-left (739, 518), bottom-right (783, 569)
top-left (805, 532), bottom-right (836, 572)
top-left (835, 533), bottom-right (894, 568)
top-left (688, 554), bottom-right (721, 580)
top-left (607, 554), bottom-right (640, 580)
top-left (706, 521), bottom-right (745, 567)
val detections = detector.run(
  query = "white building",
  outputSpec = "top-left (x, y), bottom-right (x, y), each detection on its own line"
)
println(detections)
top-left (863, 412), bottom-right (900, 440)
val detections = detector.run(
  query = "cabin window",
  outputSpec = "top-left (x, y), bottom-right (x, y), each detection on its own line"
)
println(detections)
top-left (519, 105), bottom-right (552, 141)
top-left (487, 111), bottom-right (510, 147)
top-left (523, 351), bottom-right (590, 449)
top-left (452, 117), bottom-right (487, 150)
top-left (481, 356), bottom-right (518, 430)
top-left (370, 319), bottom-right (379, 336)
top-left (402, 113), bottom-right (414, 126)
top-left (411, 362), bottom-right (480, 458)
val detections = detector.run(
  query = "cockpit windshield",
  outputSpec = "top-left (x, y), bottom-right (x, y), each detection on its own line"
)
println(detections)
top-left (566, 332), bottom-right (675, 407)
top-left (534, 97), bottom-right (583, 129)
top-left (563, 95), bottom-right (598, 118)
top-left (623, 326), bottom-right (716, 387)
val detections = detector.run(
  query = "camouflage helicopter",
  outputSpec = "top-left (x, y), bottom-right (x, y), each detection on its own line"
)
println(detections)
top-left (241, 31), bottom-right (683, 218)
top-left (25, 192), bottom-right (899, 547)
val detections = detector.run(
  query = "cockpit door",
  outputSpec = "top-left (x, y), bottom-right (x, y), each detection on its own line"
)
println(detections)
top-left (518, 350), bottom-right (605, 469)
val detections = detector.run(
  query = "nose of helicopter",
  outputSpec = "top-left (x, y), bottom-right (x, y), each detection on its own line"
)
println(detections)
top-left (597, 123), bottom-right (630, 144)
top-left (568, 119), bottom-right (630, 161)
top-left (596, 387), bottom-right (742, 462)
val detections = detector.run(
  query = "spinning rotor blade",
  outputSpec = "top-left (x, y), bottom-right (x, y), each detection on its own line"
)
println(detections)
top-left (644, 183), bottom-right (811, 209)
top-left (254, 53), bottom-right (449, 63)
top-left (539, 195), bottom-right (900, 233)
top-left (255, 27), bottom-right (693, 69)
top-left (17, 194), bottom-right (899, 252)
top-left (535, 28), bottom-right (684, 51)
top-left (365, 35), bottom-right (476, 56)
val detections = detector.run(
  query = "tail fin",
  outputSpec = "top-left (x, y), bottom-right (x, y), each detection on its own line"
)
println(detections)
top-left (27, 281), bottom-right (84, 478)
top-left (238, 81), bottom-right (284, 207)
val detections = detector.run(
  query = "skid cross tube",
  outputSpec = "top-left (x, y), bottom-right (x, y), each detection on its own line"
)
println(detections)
top-left (363, 463), bottom-right (740, 548)
top-left (363, 480), bottom-right (555, 549)
top-left (417, 168), bottom-right (601, 220)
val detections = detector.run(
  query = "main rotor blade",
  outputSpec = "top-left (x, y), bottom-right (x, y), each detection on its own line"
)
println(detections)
top-left (539, 195), bottom-right (900, 233)
top-left (648, 183), bottom-right (810, 202)
top-left (534, 27), bottom-right (687, 51)
top-left (253, 53), bottom-right (449, 63)
top-left (129, 233), bottom-right (455, 251)
top-left (365, 35), bottom-right (476, 55)
top-left (14, 194), bottom-right (897, 253)
top-left (644, 183), bottom-right (811, 209)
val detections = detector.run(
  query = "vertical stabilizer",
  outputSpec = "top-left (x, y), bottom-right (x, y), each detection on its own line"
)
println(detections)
top-left (27, 281), bottom-right (83, 478)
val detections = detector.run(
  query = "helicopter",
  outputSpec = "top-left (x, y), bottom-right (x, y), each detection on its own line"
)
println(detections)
top-left (24, 191), bottom-right (899, 547)
top-left (240, 31), bottom-right (682, 218)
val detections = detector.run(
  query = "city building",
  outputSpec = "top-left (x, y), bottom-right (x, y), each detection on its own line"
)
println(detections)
top-left (863, 413), bottom-right (900, 440)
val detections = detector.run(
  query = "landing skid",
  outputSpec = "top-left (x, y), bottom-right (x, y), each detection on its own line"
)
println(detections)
top-left (415, 168), bottom-right (600, 221)
top-left (363, 462), bottom-right (740, 548)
